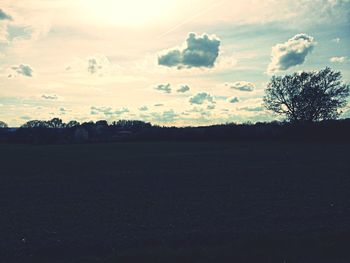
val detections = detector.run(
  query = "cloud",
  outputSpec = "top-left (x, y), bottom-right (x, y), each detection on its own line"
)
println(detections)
top-left (20, 116), bottom-right (31, 120)
top-left (87, 58), bottom-right (101, 74)
top-left (87, 56), bottom-right (111, 75)
top-left (214, 95), bottom-right (228, 101)
top-left (155, 83), bottom-right (171, 93)
top-left (330, 56), bottom-right (347, 63)
top-left (189, 92), bottom-right (215, 105)
top-left (0, 9), bottom-right (12, 21)
top-left (267, 34), bottom-right (316, 73)
top-left (90, 106), bottom-right (129, 117)
top-left (177, 85), bottom-right (190, 93)
top-left (185, 107), bottom-right (212, 117)
top-left (11, 64), bottom-right (34, 77)
top-left (91, 106), bottom-right (113, 116)
top-left (151, 109), bottom-right (178, 123)
top-left (42, 94), bottom-right (58, 100)
top-left (158, 33), bottom-right (221, 69)
top-left (158, 50), bottom-right (182, 67)
top-left (228, 97), bottom-right (239, 103)
top-left (226, 81), bottom-right (255, 92)
top-left (7, 25), bottom-right (33, 42)
top-left (239, 106), bottom-right (264, 112)
top-left (139, 106), bottom-right (148, 111)
top-left (207, 105), bottom-right (216, 110)
top-left (0, 24), bottom-right (8, 44)
top-left (59, 107), bottom-right (66, 115)
top-left (115, 107), bottom-right (129, 116)
top-left (67, 55), bottom-right (117, 76)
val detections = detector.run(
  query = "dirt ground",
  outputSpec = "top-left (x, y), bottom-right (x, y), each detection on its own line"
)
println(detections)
top-left (1, 141), bottom-right (350, 262)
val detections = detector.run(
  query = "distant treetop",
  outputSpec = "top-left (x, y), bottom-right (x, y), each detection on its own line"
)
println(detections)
top-left (0, 121), bottom-right (8, 128)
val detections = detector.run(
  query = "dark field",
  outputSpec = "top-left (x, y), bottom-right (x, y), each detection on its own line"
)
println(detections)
top-left (1, 141), bottom-right (350, 262)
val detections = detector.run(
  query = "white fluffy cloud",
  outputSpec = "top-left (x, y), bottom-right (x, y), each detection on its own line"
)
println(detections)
top-left (189, 92), bottom-right (215, 105)
top-left (158, 33), bottom-right (220, 69)
top-left (267, 34), bottom-right (316, 73)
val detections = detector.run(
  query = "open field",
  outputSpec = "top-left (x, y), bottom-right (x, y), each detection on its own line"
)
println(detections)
top-left (1, 141), bottom-right (350, 262)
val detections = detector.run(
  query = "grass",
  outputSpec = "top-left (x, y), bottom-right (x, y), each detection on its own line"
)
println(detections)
top-left (0, 141), bottom-right (350, 262)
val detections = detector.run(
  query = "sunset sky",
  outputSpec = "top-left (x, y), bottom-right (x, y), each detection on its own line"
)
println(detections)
top-left (0, 0), bottom-right (349, 126)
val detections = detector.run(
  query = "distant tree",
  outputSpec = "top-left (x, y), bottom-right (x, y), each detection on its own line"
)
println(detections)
top-left (263, 67), bottom-right (349, 122)
top-left (46, 118), bottom-right (65, 128)
top-left (66, 120), bottom-right (80, 128)
top-left (21, 120), bottom-right (48, 128)
top-left (21, 118), bottom-right (66, 128)
top-left (81, 121), bottom-right (95, 130)
top-left (94, 120), bottom-right (109, 136)
top-left (112, 120), bottom-right (152, 130)
top-left (95, 120), bottom-right (108, 127)
top-left (0, 121), bottom-right (8, 128)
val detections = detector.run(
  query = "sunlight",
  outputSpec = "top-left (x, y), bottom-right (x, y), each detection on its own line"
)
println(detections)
top-left (81, 0), bottom-right (175, 26)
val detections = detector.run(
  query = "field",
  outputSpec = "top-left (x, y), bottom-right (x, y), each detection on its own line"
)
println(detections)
top-left (1, 141), bottom-right (350, 262)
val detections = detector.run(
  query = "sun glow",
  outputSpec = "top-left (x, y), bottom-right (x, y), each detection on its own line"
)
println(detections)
top-left (81, 0), bottom-right (175, 26)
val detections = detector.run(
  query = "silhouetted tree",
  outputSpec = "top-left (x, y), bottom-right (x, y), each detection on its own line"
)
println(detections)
top-left (95, 120), bottom-right (108, 127)
top-left (66, 120), bottom-right (80, 128)
top-left (0, 121), bottom-right (8, 128)
top-left (112, 120), bottom-right (152, 130)
top-left (263, 67), bottom-right (349, 122)
top-left (21, 120), bottom-right (48, 128)
top-left (3, 117), bottom-right (350, 143)
top-left (46, 118), bottom-right (65, 128)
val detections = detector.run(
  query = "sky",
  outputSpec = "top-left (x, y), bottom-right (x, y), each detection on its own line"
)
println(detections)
top-left (0, 0), bottom-right (349, 127)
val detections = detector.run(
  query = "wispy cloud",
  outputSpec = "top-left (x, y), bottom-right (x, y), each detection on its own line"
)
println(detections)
top-left (155, 83), bottom-right (172, 93)
top-left (10, 64), bottom-right (34, 77)
top-left (330, 56), bottom-right (347, 63)
top-left (42, 94), bottom-right (58, 100)
top-left (225, 81), bottom-right (255, 92)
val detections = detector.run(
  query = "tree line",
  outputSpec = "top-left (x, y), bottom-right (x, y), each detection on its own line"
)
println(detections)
top-left (0, 67), bottom-right (349, 144)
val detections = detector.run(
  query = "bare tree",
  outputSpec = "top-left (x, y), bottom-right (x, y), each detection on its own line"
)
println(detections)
top-left (263, 67), bottom-right (349, 122)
